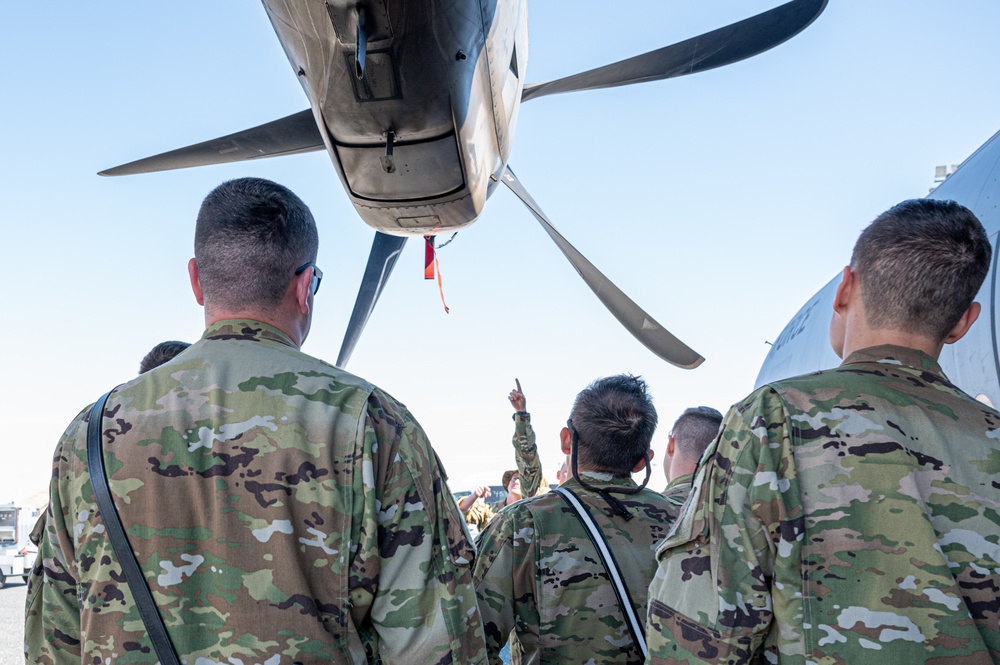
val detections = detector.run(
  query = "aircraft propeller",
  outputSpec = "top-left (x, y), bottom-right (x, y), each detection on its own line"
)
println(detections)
top-left (334, 169), bottom-right (705, 370)
top-left (521, 0), bottom-right (827, 103)
top-left (99, 0), bottom-right (827, 177)
top-left (336, 232), bottom-right (407, 368)
top-left (99, 0), bottom-right (826, 369)
top-left (98, 110), bottom-right (324, 177)
top-left (501, 168), bottom-right (704, 369)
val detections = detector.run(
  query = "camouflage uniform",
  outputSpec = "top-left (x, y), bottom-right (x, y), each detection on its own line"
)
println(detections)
top-left (464, 499), bottom-right (494, 538)
top-left (661, 472), bottom-right (692, 521)
top-left (475, 473), bottom-right (673, 664)
top-left (463, 413), bottom-right (546, 533)
top-left (512, 412), bottom-right (542, 497)
top-left (25, 319), bottom-right (487, 665)
top-left (646, 345), bottom-right (1000, 664)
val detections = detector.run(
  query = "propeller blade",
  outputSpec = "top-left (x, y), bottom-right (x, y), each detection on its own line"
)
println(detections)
top-left (336, 232), bottom-right (408, 368)
top-left (502, 168), bottom-right (704, 369)
top-left (99, 109), bottom-right (324, 176)
top-left (521, 0), bottom-right (827, 103)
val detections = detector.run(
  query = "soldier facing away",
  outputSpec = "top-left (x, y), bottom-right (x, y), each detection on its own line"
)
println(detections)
top-left (475, 374), bottom-right (673, 664)
top-left (138, 340), bottom-right (191, 374)
top-left (25, 177), bottom-right (487, 664)
top-left (661, 406), bottom-right (722, 515)
top-left (646, 198), bottom-right (1000, 663)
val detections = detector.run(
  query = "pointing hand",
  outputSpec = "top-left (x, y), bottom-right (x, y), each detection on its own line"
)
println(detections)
top-left (509, 378), bottom-right (526, 412)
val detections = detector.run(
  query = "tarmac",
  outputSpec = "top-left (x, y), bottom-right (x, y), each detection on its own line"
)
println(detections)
top-left (0, 580), bottom-right (26, 665)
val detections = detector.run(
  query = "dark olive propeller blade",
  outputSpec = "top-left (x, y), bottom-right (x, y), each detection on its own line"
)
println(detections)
top-left (99, 110), bottom-right (324, 176)
top-left (337, 232), bottom-right (408, 368)
top-left (521, 0), bottom-right (827, 102)
top-left (502, 168), bottom-right (704, 369)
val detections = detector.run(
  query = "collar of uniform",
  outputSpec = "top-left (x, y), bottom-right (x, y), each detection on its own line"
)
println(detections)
top-left (201, 319), bottom-right (296, 348)
top-left (841, 344), bottom-right (944, 377)
top-left (663, 472), bottom-right (693, 494)
top-left (563, 473), bottom-right (640, 493)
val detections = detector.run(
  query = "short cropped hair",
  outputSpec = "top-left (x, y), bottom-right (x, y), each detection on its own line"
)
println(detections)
top-left (195, 178), bottom-right (318, 312)
top-left (671, 406), bottom-right (723, 463)
top-left (851, 199), bottom-right (991, 342)
top-left (139, 340), bottom-right (191, 374)
top-left (569, 375), bottom-right (658, 477)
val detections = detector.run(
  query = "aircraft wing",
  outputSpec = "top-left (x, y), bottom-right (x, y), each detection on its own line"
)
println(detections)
top-left (100, 109), bottom-right (324, 176)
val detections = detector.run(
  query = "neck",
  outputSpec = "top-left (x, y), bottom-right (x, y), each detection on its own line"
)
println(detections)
top-left (836, 285), bottom-right (944, 360)
top-left (842, 328), bottom-right (941, 361)
top-left (573, 468), bottom-right (621, 480)
top-left (668, 456), bottom-right (696, 482)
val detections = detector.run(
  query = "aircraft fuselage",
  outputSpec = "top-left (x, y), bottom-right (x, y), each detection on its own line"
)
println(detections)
top-left (756, 128), bottom-right (1000, 407)
top-left (263, 0), bottom-right (527, 236)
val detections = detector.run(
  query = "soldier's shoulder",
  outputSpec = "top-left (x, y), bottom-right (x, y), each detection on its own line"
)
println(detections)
top-left (730, 380), bottom-right (794, 419)
top-left (759, 360), bottom-right (1000, 421)
top-left (364, 385), bottom-right (411, 416)
top-left (630, 487), bottom-right (678, 521)
top-left (736, 364), bottom-right (863, 417)
top-left (522, 488), bottom-right (567, 509)
top-left (280, 345), bottom-right (378, 394)
top-left (490, 492), bottom-right (554, 523)
top-left (56, 402), bottom-right (96, 452)
top-left (643, 483), bottom-right (681, 506)
top-left (138, 338), bottom-right (378, 400)
top-left (477, 499), bottom-right (533, 548)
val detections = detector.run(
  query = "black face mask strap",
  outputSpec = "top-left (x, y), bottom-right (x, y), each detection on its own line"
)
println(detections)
top-left (633, 452), bottom-right (653, 493)
top-left (569, 424), bottom-right (639, 521)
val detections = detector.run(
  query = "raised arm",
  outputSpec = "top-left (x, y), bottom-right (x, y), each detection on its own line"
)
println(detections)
top-left (509, 379), bottom-right (542, 496)
top-left (458, 485), bottom-right (492, 513)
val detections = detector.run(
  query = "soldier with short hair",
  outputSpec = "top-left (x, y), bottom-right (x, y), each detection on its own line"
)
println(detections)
top-left (25, 177), bottom-right (487, 664)
top-left (661, 405), bottom-right (722, 513)
top-left (646, 198), bottom-right (1000, 663)
top-left (474, 374), bottom-right (673, 664)
top-left (138, 339), bottom-right (191, 374)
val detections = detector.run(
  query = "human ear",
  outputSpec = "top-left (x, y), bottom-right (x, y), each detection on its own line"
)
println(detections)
top-left (560, 427), bottom-right (572, 455)
top-left (295, 267), bottom-right (313, 315)
top-left (188, 258), bottom-right (204, 306)
top-left (632, 450), bottom-right (653, 473)
top-left (944, 301), bottom-right (982, 345)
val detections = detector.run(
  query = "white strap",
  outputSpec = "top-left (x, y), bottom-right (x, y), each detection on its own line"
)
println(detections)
top-left (554, 486), bottom-right (647, 657)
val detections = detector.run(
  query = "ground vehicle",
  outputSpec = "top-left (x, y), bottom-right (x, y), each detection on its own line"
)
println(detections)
top-left (452, 485), bottom-right (509, 506)
top-left (0, 504), bottom-right (41, 587)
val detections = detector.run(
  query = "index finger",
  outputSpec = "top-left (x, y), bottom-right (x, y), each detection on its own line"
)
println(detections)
top-left (515, 378), bottom-right (522, 393)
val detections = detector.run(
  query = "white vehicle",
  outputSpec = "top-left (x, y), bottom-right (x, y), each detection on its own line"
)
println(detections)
top-left (0, 503), bottom-right (42, 588)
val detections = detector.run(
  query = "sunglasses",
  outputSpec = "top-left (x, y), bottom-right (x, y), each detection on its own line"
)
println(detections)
top-left (294, 262), bottom-right (323, 295)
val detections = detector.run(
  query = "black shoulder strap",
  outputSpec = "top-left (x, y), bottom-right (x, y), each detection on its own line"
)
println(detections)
top-left (554, 485), bottom-right (647, 658)
top-left (86, 390), bottom-right (181, 665)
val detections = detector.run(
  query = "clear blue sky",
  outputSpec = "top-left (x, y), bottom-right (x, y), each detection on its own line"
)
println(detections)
top-left (3, 1), bottom-right (1000, 501)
